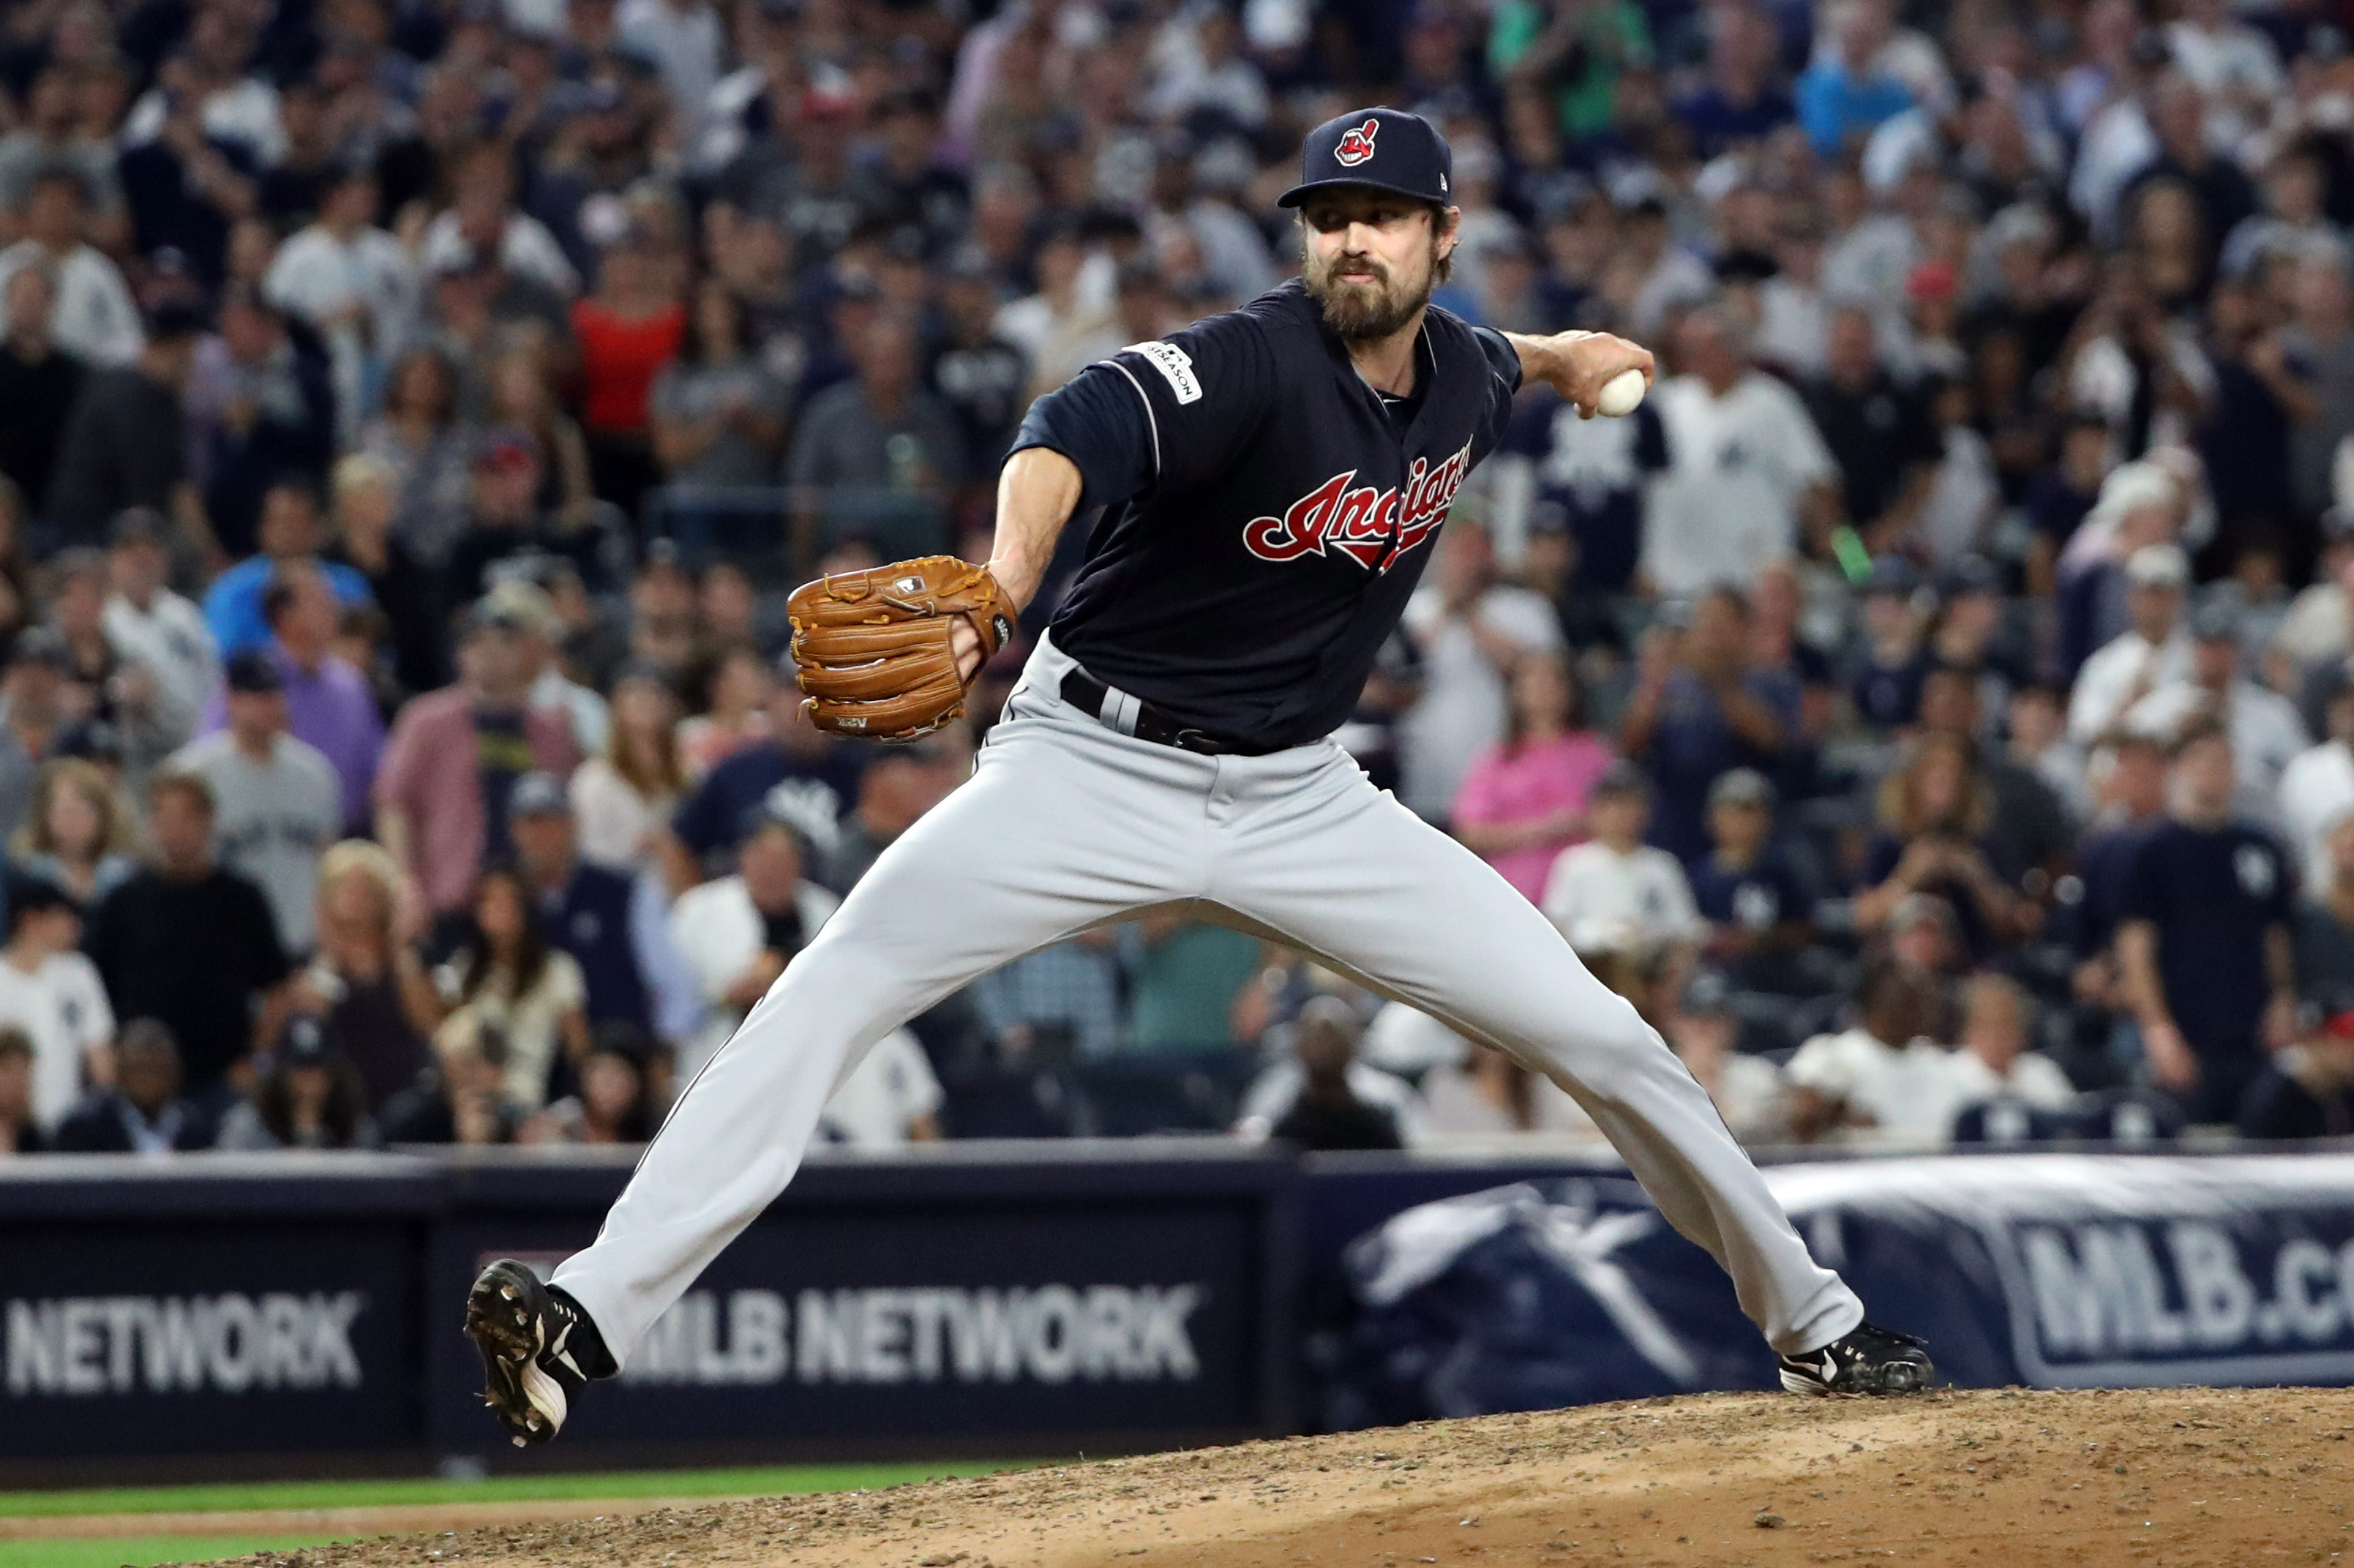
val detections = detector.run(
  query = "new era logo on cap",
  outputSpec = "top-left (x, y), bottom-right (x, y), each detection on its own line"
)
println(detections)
top-left (1278, 108), bottom-right (1454, 210)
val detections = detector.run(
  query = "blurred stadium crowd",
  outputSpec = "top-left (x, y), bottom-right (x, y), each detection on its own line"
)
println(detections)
top-left (0, 0), bottom-right (2350, 1164)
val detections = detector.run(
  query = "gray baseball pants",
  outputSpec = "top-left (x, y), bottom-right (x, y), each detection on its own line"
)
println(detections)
top-left (554, 632), bottom-right (1864, 1363)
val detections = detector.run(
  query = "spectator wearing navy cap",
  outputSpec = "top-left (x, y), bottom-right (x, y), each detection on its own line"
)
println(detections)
top-left (508, 770), bottom-right (694, 1049)
top-left (1847, 557), bottom-right (1933, 731)
top-left (1690, 768), bottom-right (1817, 994)
top-left (213, 1013), bottom-right (383, 1149)
top-left (170, 648), bottom-right (342, 954)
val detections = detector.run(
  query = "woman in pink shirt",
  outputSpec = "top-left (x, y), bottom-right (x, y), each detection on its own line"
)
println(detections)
top-left (1452, 650), bottom-right (1616, 904)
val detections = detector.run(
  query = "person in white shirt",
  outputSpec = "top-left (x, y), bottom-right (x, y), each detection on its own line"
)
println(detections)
top-left (1785, 960), bottom-right (1956, 1148)
top-left (2126, 598), bottom-right (2309, 821)
top-left (1398, 520), bottom-right (1562, 821)
top-left (121, 10), bottom-right (285, 165)
top-left (616, 0), bottom-right (726, 148)
top-left (1671, 969), bottom-right (1790, 1144)
top-left (1937, 973), bottom-right (2078, 1129)
top-left (2068, 542), bottom-right (2194, 743)
top-left (1540, 762), bottom-right (1706, 955)
top-left (1641, 303), bottom-right (1839, 598)
top-left (0, 874), bottom-right (114, 1133)
top-left (265, 165), bottom-right (420, 446)
top-left (483, 578), bottom-right (612, 757)
top-left (2163, 0), bottom-right (2282, 150)
top-left (0, 168), bottom-right (143, 366)
top-left (2282, 675), bottom-right (2354, 893)
top-left (420, 146), bottom-right (580, 298)
top-left (102, 509), bottom-right (220, 724)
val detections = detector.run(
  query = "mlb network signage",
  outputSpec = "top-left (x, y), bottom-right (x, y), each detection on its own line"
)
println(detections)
top-left (1766, 1153), bottom-right (2354, 1389)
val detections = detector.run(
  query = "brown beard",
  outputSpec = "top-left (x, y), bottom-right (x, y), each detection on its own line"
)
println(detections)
top-left (1303, 241), bottom-right (1438, 341)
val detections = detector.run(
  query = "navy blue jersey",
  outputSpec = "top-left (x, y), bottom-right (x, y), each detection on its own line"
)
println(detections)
top-left (1017, 279), bottom-right (1522, 751)
top-left (2117, 819), bottom-right (2294, 1059)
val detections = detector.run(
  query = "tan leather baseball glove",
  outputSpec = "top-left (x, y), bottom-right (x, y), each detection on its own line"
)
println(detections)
top-left (787, 556), bottom-right (1019, 740)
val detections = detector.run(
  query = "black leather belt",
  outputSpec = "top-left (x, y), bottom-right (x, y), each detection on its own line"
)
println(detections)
top-left (1060, 666), bottom-right (1251, 755)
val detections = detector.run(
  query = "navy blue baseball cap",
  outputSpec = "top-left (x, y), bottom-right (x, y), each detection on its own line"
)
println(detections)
top-left (1278, 107), bottom-right (1454, 209)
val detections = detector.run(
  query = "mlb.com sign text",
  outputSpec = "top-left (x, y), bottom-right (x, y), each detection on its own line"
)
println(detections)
top-left (622, 1284), bottom-right (1205, 1388)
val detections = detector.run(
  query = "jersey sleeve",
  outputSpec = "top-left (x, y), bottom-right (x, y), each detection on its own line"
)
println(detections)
top-left (1094, 310), bottom-right (1279, 495)
top-left (1469, 325), bottom-right (1523, 459)
top-left (1009, 363), bottom-right (1157, 513)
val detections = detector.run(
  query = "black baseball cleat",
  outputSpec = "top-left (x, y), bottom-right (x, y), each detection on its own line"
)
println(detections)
top-left (1778, 1321), bottom-right (1935, 1396)
top-left (465, 1259), bottom-right (613, 1446)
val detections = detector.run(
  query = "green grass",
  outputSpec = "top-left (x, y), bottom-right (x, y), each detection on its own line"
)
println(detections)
top-left (0, 1462), bottom-right (1024, 1520)
top-left (0, 1534), bottom-right (363, 1568)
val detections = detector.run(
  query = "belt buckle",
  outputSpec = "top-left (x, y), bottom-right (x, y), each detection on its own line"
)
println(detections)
top-left (1172, 727), bottom-right (1216, 754)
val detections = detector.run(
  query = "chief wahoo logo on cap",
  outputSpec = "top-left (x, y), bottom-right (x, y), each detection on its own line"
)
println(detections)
top-left (1333, 118), bottom-right (1379, 166)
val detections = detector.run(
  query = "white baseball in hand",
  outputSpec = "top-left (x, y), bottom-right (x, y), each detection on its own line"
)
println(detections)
top-left (1596, 367), bottom-right (1648, 417)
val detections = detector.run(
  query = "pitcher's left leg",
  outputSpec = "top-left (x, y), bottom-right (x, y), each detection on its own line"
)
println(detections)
top-left (1215, 758), bottom-right (1861, 1356)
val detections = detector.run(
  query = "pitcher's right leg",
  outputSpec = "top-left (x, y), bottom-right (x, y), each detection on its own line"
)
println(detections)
top-left (547, 715), bottom-right (1210, 1368)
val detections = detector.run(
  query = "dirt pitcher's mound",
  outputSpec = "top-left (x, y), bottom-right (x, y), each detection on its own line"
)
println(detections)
top-left (236, 1387), bottom-right (2353, 1568)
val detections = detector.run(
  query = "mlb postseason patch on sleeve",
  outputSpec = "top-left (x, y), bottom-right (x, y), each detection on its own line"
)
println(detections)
top-left (1127, 340), bottom-right (1202, 405)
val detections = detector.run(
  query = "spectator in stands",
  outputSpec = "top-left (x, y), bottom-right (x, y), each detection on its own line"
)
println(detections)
top-left (376, 603), bottom-right (580, 926)
top-left (1794, 0), bottom-right (1920, 156)
top-left (171, 650), bottom-right (342, 953)
top-left (481, 577), bottom-right (609, 759)
top-left (88, 772), bottom-right (290, 1111)
top-left (570, 230), bottom-right (682, 519)
top-left (2005, 680), bottom-right (2091, 829)
top-left (811, 1025), bottom-right (947, 1149)
top-left (1618, 588), bottom-right (1796, 863)
top-left (2069, 543), bottom-right (2194, 744)
top-left (2238, 1004), bottom-right (2354, 1139)
top-left (1399, 521), bottom-right (1563, 825)
top-left (0, 167), bottom-right (140, 367)
top-left (2279, 671), bottom-right (2354, 891)
top-left (650, 278), bottom-right (789, 493)
top-left (0, 267), bottom-right (83, 515)
top-left (1854, 731), bottom-right (2038, 957)
top-left (1939, 972), bottom-right (2079, 1119)
top-left (51, 1017), bottom-right (210, 1154)
top-left (1640, 304), bottom-right (1837, 599)
top-left (263, 162), bottom-right (414, 449)
top-left (2071, 729), bottom-right (2173, 1013)
top-left (291, 840), bottom-right (440, 1116)
top-left (360, 345), bottom-right (474, 567)
top-left (323, 453), bottom-right (441, 699)
top-left (2291, 811), bottom-right (2354, 1004)
top-left (185, 288), bottom-right (337, 560)
top-left (0, 871), bottom-right (112, 1135)
top-left (104, 508), bottom-right (219, 727)
top-left (1121, 917), bottom-right (1265, 1053)
top-left (379, 1012), bottom-right (522, 1147)
top-left (1268, 1001), bottom-right (1405, 1152)
top-left (1237, 995), bottom-right (1422, 1142)
top-left (199, 561), bottom-right (384, 835)
top-left (10, 757), bottom-right (135, 909)
top-left (677, 641), bottom-right (772, 780)
top-left (522, 1024), bottom-right (658, 1145)
top-left (1848, 557), bottom-right (1932, 731)
top-left (0, 67), bottom-right (125, 237)
top-left (1806, 310), bottom-right (1941, 551)
top-left (785, 314), bottom-right (965, 571)
top-left (569, 664), bottom-right (684, 873)
top-left (1786, 959), bottom-right (1953, 1147)
top-left (0, 1028), bottom-right (44, 1154)
top-left (485, 352), bottom-right (596, 534)
top-left (1450, 650), bottom-right (1612, 904)
top-left (44, 300), bottom-right (206, 550)
top-left (1690, 768), bottom-right (1815, 994)
top-left (0, 629), bottom-right (76, 841)
top-left (215, 1015), bottom-right (383, 1150)
top-left (440, 434), bottom-right (569, 610)
top-left (48, 546), bottom-right (192, 785)
top-left (668, 803), bottom-right (834, 1079)
top-left (201, 479), bottom-right (372, 659)
top-left (1671, 1), bottom-right (1794, 157)
top-left (811, 735), bottom-right (964, 896)
top-left (2117, 719), bottom-right (2298, 1123)
top-left (435, 863), bottom-right (590, 1114)
top-left (1916, 662), bottom-right (2075, 874)
top-left (1667, 969), bottom-right (1788, 1144)
top-left (1540, 761), bottom-right (1705, 957)
top-left (509, 771), bottom-right (688, 1044)
top-left (2058, 465), bottom-right (2185, 684)
top-left (2128, 598), bottom-right (2309, 815)
top-left (666, 658), bottom-right (863, 890)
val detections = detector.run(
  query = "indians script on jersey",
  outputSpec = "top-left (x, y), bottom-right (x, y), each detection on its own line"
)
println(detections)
top-left (1241, 440), bottom-right (1474, 572)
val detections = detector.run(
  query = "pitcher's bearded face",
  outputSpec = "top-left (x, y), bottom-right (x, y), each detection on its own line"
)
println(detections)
top-left (1300, 192), bottom-right (1453, 341)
